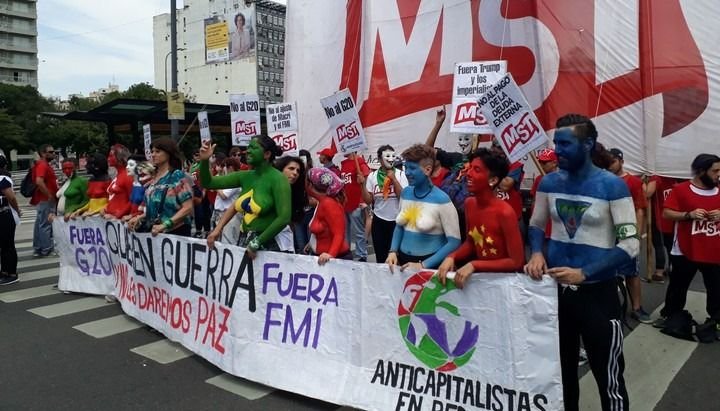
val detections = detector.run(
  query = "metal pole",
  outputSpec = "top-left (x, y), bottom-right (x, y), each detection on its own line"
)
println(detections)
top-left (170, 0), bottom-right (179, 140)
top-left (164, 51), bottom-right (171, 92)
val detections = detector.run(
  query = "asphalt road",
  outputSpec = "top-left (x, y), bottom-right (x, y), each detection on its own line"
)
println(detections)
top-left (1, 199), bottom-right (718, 411)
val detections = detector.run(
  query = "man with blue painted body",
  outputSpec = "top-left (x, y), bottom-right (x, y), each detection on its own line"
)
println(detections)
top-left (525, 114), bottom-right (638, 411)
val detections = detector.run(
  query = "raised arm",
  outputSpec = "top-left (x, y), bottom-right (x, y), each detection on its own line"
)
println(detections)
top-left (199, 159), bottom-right (249, 190)
top-left (425, 106), bottom-right (446, 148)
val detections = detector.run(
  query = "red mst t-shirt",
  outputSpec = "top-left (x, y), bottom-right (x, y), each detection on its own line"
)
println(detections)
top-left (664, 181), bottom-right (720, 264)
top-left (340, 156), bottom-right (370, 212)
top-left (621, 173), bottom-right (648, 210)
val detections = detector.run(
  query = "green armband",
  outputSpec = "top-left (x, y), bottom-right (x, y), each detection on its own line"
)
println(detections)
top-left (162, 218), bottom-right (173, 229)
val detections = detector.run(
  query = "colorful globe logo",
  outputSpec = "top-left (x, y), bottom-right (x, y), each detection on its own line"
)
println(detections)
top-left (398, 271), bottom-right (479, 371)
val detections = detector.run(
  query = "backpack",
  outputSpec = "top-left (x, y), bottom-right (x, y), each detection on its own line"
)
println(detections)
top-left (20, 166), bottom-right (36, 198)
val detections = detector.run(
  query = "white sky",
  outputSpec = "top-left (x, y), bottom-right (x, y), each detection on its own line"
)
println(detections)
top-left (37, 0), bottom-right (287, 99)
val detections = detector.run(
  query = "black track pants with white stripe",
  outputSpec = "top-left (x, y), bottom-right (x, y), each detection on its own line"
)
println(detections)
top-left (559, 280), bottom-right (629, 411)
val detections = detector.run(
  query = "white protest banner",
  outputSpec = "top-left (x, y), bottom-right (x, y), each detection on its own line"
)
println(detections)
top-left (270, 131), bottom-right (299, 157)
top-left (267, 102), bottom-right (298, 133)
top-left (321, 89), bottom-right (367, 154)
top-left (54, 218), bottom-right (563, 411)
top-left (142, 124), bottom-right (152, 161)
top-left (230, 94), bottom-right (260, 146)
top-left (450, 61), bottom-right (507, 134)
top-left (198, 111), bottom-right (211, 144)
top-left (478, 74), bottom-right (550, 163)
top-left (267, 102), bottom-right (300, 156)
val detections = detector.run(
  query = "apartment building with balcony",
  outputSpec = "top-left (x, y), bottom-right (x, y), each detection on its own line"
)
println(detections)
top-left (0, 0), bottom-right (37, 87)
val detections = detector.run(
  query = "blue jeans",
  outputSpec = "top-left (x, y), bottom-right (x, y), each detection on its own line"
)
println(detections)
top-left (33, 201), bottom-right (55, 255)
top-left (346, 207), bottom-right (367, 260)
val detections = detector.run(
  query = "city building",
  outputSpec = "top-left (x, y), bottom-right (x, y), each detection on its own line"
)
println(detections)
top-left (88, 83), bottom-right (119, 102)
top-left (153, 0), bottom-right (286, 108)
top-left (0, 0), bottom-right (38, 87)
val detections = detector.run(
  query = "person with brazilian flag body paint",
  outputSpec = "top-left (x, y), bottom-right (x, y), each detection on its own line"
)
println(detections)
top-left (386, 144), bottom-right (460, 272)
top-left (362, 144), bottom-right (408, 264)
top-left (198, 136), bottom-right (291, 259)
top-left (525, 114), bottom-right (638, 411)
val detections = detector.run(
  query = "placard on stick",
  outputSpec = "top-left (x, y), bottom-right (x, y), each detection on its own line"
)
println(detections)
top-left (229, 94), bottom-right (260, 146)
top-left (477, 74), bottom-right (549, 163)
top-left (320, 89), bottom-right (367, 154)
top-left (198, 111), bottom-right (211, 144)
top-left (267, 102), bottom-right (300, 156)
top-left (450, 61), bottom-right (507, 134)
top-left (142, 124), bottom-right (152, 160)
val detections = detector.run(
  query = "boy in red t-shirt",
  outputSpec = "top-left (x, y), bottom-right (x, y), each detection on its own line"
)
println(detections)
top-left (646, 175), bottom-right (685, 282)
top-left (609, 148), bottom-right (651, 323)
top-left (340, 153), bottom-right (371, 261)
top-left (657, 154), bottom-right (720, 327)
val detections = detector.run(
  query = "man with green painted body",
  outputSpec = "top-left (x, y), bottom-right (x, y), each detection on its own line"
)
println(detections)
top-left (198, 136), bottom-right (291, 258)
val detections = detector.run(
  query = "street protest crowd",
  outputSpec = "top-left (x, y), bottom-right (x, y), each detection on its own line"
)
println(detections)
top-left (2, 107), bottom-right (719, 411)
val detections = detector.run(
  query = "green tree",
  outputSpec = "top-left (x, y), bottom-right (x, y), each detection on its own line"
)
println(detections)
top-left (0, 109), bottom-right (26, 150)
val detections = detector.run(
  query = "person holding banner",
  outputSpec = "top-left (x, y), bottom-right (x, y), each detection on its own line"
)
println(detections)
top-left (386, 144), bottom-right (461, 271)
top-left (69, 153), bottom-right (111, 218)
top-left (0, 153), bottom-right (20, 285)
top-left (525, 114), bottom-right (637, 411)
top-left (198, 136), bottom-right (290, 257)
top-left (54, 161), bottom-right (88, 219)
top-left (127, 138), bottom-right (194, 237)
top-left (437, 148), bottom-right (524, 288)
top-left (274, 156), bottom-right (307, 253)
top-left (361, 145), bottom-right (407, 264)
top-left (306, 167), bottom-right (350, 264)
top-left (103, 144), bottom-right (134, 219)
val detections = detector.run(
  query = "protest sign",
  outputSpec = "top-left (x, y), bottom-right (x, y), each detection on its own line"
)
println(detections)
top-left (321, 89), bottom-right (367, 154)
top-left (450, 61), bottom-right (507, 134)
top-left (267, 102), bottom-right (299, 156)
top-left (142, 124), bottom-right (152, 161)
top-left (477, 74), bottom-right (549, 163)
top-left (198, 111), bottom-right (211, 144)
top-left (230, 94), bottom-right (261, 146)
top-left (54, 218), bottom-right (563, 411)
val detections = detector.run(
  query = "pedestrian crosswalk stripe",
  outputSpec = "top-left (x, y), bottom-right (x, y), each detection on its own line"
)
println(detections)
top-left (0, 284), bottom-right (58, 303)
top-left (28, 297), bottom-right (109, 319)
top-left (18, 257), bottom-right (59, 269)
top-left (19, 267), bottom-right (58, 281)
top-left (578, 290), bottom-right (707, 411)
top-left (130, 339), bottom-right (194, 364)
top-left (73, 315), bottom-right (144, 339)
top-left (205, 374), bottom-right (274, 400)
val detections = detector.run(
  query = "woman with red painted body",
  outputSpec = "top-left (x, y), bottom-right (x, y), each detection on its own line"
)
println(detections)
top-left (306, 167), bottom-right (350, 265)
top-left (437, 148), bottom-right (525, 288)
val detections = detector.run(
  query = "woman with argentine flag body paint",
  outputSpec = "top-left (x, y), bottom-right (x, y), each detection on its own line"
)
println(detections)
top-left (386, 144), bottom-right (461, 272)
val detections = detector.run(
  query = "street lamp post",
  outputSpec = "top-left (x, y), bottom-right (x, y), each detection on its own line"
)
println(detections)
top-left (164, 48), bottom-right (186, 92)
top-left (170, 0), bottom-right (179, 140)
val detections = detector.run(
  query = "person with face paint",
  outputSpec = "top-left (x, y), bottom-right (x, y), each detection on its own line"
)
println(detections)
top-left (655, 154), bottom-right (720, 330)
top-left (71, 152), bottom-right (111, 218)
top-left (525, 114), bottom-right (638, 411)
top-left (362, 145), bottom-right (408, 263)
top-left (198, 136), bottom-right (290, 258)
top-left (124, 160), bottom-right (156, 220)
top-left (306, 167), bottom-right (350, 264)
top-left (53, 161), bottom-right (88, 219)
top-left (103, 144), bottom-right (134, 219)
top-left (436, 148), bottom-right (524, 288)
top-left (387, 144), bottom-right (461, 271)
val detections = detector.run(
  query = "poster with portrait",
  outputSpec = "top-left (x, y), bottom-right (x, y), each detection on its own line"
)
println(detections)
top-left (204, 0), bottom-right (256, 64)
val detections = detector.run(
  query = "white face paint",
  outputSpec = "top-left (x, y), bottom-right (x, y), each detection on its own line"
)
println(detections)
top-left (381, 150), bottom-right (396, 168)
top-left (126, 159), bottom-right (137, 176)
top-left (457, 134), bottom-right (472, 155)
